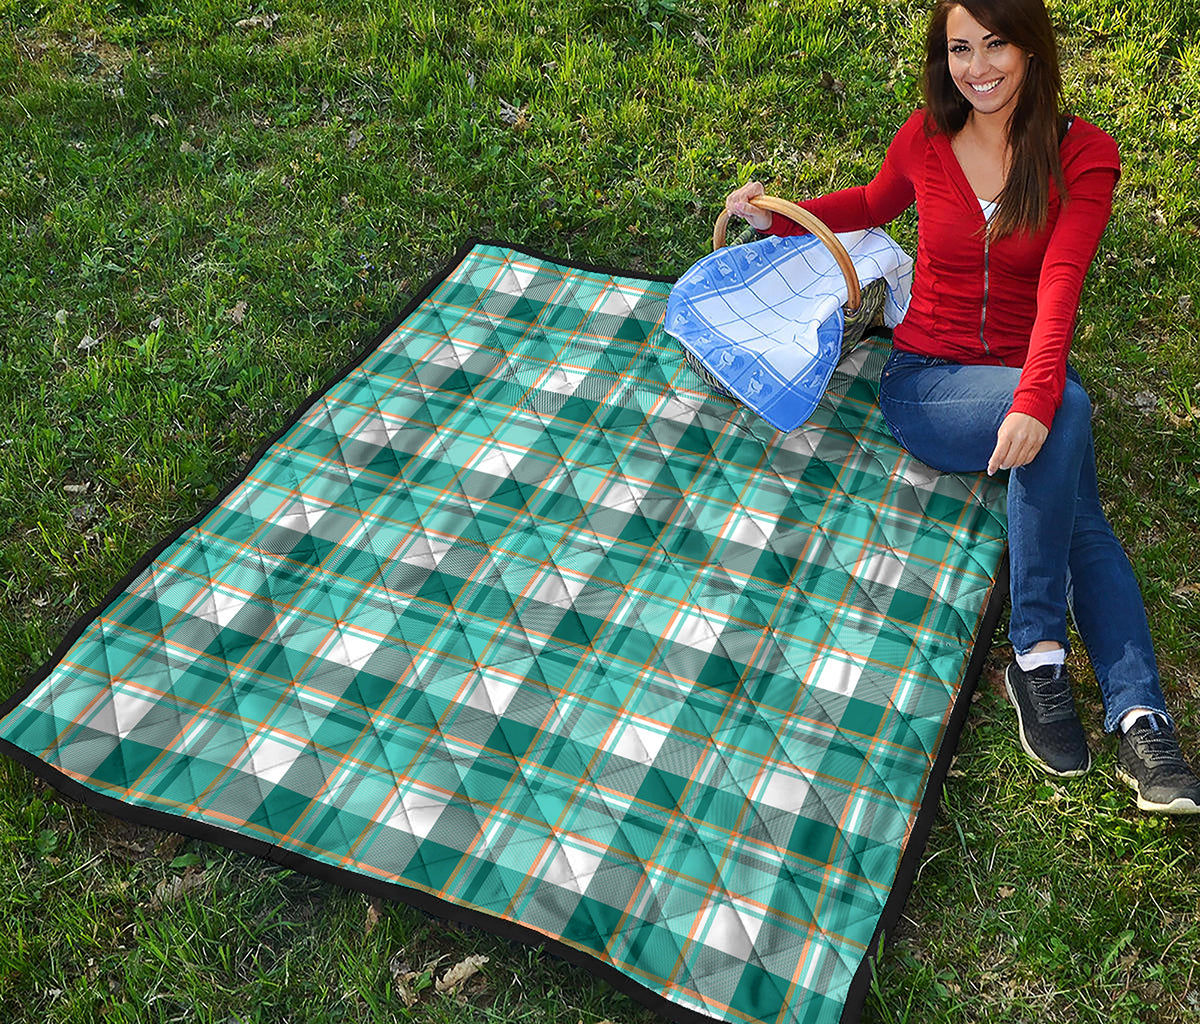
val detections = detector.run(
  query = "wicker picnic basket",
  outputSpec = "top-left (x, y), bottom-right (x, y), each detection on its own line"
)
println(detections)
top-left (683, 195), bottom-right (888, 397)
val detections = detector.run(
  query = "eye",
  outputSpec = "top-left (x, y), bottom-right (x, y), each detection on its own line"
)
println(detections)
top-left (987, 39), bottom-right (1009, 49)
top-left (948, 43), bottom-right (969, 54)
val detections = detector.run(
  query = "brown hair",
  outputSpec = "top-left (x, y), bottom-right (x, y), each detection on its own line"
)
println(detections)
top-left (922, 0), bottom-right (1068, 238)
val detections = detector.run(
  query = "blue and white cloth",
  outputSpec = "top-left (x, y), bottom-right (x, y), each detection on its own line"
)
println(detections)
top-left (666, 229), bottom-right (914, 432)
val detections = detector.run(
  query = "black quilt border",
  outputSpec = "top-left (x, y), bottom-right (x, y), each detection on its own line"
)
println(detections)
top-left (1, 237), bottom-right (1006, 1024)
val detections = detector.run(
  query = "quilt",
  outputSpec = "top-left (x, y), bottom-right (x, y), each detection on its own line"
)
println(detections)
top-left (0, 241), bottom-right (1008, 1024)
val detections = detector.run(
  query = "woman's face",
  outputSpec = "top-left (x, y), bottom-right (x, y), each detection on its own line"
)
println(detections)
top-left (945, 5), bottom-right (1030, 120)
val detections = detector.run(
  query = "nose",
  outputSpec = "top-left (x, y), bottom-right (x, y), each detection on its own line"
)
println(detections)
top-left (969, 48), bottom-right (989, 75)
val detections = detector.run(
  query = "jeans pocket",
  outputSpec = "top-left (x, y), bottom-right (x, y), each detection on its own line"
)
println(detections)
top-left (882, 349), bottom-right (927, 383)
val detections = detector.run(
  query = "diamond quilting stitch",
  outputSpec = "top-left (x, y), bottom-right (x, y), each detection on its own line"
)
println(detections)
top-left (0, 245), bottom-right (1010, 1024)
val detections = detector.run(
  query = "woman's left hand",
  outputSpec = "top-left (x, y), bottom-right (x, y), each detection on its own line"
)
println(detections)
top-left (987, 412), bottom-right (1049, 475)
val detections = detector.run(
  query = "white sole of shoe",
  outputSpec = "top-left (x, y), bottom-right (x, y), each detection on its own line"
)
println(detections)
top-left (1115, 765), bottom-right (1200, 815)
top-left (1004, 666), bottom-right (1092, 778)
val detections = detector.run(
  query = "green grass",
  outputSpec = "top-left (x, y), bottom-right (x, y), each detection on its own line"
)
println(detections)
top-left (2, 0), bottom-right (1199, 1021)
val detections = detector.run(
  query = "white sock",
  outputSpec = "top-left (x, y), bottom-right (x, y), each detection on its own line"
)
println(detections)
top-left (1015, 648), bottom-right (1066, 673)
top-left (1120, 709), bottom-right (1165, 733)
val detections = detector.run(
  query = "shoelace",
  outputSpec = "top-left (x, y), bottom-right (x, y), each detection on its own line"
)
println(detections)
top-left (1030, 671), bottom-right (1075, 718)
top-left (1133, 728), bottom-right (1186, 770)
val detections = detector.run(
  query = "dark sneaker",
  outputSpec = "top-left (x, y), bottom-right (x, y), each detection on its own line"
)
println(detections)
top-left (1004, 662), bottom-right (1092, 777)
top-left (1116, 716), bottom-right (1200, 815)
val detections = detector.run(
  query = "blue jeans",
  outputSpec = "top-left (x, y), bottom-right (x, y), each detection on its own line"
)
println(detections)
top-left (878, 349), bottom-right (1168, 732)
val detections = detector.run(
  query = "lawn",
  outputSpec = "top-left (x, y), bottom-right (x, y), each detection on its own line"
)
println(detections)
top-left (1, 0), bottom-right (1199, 1021)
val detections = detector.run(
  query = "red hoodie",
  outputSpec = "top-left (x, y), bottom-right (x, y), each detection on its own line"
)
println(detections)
top-left (766, 109), bottom-right (1120, 428)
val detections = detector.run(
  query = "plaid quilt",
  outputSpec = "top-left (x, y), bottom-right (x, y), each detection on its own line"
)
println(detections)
top-left (0, 241), bottom-right (1007, 1024)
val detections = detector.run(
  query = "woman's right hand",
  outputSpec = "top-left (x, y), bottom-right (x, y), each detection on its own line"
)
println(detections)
top-left (725, 181), bottom-right (773, 232)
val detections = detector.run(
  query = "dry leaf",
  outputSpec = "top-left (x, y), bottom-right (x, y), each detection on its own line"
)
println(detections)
top-left (156, 833), bottom-right (184, 859)
top-left (498, 98), bottom-right (528, 127)
top-left (227, 300), bottom-right (248, 324)
top-left (1132, 390), bottom-right (1157, 413)
top-left (393, 974), bottom-right (419, 1007)
top-left (151, 868), bottom-right (207, 907)
top-left (984, 661), bottom-right (1007, 697)
top-left (63, 483), bottom-right (88, 494)
top-left (997, 886), bottom-right (1016, 899)
top-left (388, 953), bottom-right (421, 1008)
top-left (77, 333), bottom-right (100, 351)
top-left (818, 71), bottom-right (845, 96)
top-left (179, 140), bottom-right (196, 154)
top-left (55, 308), bottom-right (69, 325)
top-left (365, 895), bottom-right (384, 934)
top-left (236, 12), bottom-right (279, 30)
top-left (150, 113), bottom-right (168, 128)
top-left (347, 128), bottom-right (364, 151)
top-left (436, 953), bottom-right (488, 993)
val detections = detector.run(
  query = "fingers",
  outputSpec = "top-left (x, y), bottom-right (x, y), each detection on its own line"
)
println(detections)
top-left (725, 181), bottom-right (770, 230)
top-left (988, 413), bottom-right (1049, 475)
top-left (986, 439), bottom-right (1006, 477)
top-left (987, 438), bottom-right (1033, 475)
top-left (724, 180), bottom-right (764, 209)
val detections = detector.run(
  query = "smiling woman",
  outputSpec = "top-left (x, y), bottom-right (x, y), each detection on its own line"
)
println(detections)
top-left (946, 10), bottom-right (1030, 117)
top-left (923, 0), bottom-right (1064, 239)
top-left (725, 0), bottom-right (1200, 814)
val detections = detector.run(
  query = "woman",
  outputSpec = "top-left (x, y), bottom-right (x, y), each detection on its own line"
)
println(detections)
top-left (726, 0), bottom-right (1199, 814)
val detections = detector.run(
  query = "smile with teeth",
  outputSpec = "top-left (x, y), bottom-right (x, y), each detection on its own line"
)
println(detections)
top-left (970, 79), bottom-right (1002, 93)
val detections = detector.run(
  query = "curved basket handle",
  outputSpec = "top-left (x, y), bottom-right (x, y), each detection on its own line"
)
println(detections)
top-left (713, 195), bottom-right (862, 312)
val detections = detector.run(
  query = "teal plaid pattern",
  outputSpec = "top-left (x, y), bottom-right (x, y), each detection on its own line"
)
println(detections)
top-left (1, 244), bottom-right (1007, 1024)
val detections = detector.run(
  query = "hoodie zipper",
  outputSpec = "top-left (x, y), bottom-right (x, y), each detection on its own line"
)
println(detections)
top-left (979, 227), bottom-right (992, 357)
